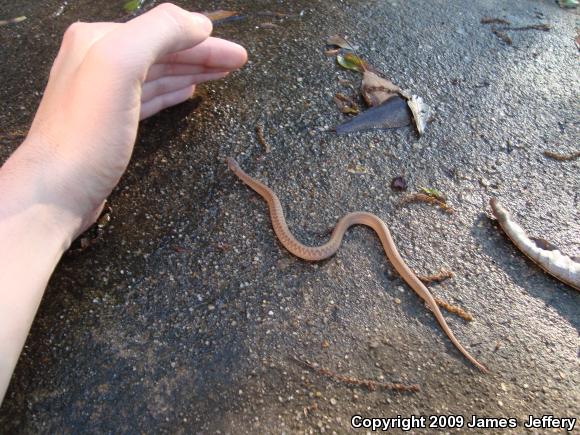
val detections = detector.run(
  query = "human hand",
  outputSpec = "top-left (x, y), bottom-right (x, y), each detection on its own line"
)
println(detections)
top-left (2, 3), bottom-right (247, 241)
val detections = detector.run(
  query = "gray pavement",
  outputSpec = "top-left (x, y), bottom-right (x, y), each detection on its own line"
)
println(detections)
top-left (0, 0), bottom-right (579, 433)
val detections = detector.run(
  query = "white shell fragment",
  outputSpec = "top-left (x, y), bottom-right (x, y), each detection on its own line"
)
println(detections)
top-left (407, 95), bottom-right (430, 136)
top-left (490, 198), bottom-right (580, 291)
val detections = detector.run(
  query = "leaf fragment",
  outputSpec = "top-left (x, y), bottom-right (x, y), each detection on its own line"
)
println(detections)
top-left (399, 193), bottom-right (454, 214)
top-left (407, 95), bottom-right (430, 135)
top-left (347, 163), bottom-right (368, 174)
top-left (361, 71), bottom-right (401, 107)
top-left (0, 16), bottom-right (26, 26)
top-left (326, 34), bottom-right (359, 50)
top-left (123, 0), bottom-right (144, 13)
top-left (336, 52), bottom-right (367, 73)
top-left (203, 10), bottom-right (240, 22)
top-left (419, 186), bottom-right (445, 201)
top-left (333, 93), bottom-right (359, 114)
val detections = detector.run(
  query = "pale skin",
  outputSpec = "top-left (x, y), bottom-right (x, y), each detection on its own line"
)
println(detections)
top-left (0, 3), bottom-right (247, 404)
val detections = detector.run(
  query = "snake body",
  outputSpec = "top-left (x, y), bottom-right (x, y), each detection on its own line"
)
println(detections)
top-left (228, 157), bottom-right (487, 372)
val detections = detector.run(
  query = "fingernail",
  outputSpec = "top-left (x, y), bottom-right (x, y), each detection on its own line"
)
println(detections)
top-left (191, 13), bottom-right (212, 33)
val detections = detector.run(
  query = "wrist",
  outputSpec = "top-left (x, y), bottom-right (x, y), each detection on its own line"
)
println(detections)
top-left (0, 140), bottom-right (83, 251)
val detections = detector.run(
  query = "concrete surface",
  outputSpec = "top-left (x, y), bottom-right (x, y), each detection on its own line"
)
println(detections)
top-left (0, 0), bottom-right (578, 433)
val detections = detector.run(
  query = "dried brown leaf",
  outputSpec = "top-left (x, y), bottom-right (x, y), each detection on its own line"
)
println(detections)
top-left (361, 71), bottom-right (401, 107)
top-left (333, 93), bottom-right (359, 114)
top-left (326, 34), bottom-right (359, 50)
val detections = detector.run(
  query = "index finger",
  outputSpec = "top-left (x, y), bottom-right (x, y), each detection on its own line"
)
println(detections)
top-left (87, 3), bottom-right (213, 78)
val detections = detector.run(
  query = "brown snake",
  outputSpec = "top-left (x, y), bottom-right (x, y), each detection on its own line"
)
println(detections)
top-left (228, 157), bottom-right (487, 372)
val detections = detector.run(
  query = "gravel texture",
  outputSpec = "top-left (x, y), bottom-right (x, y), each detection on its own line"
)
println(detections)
top-left (0, 0), bottom-right (578, 433)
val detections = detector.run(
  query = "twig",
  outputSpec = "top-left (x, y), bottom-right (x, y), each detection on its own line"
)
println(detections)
top-left (543, 150), bottom-right (580, 161)
top-left (255, 124), bottom-right (271, 153)
top-left (492, 29), bottom-right (512, 45)
top-left (418, 268), bottom-right (454, 283)
top-left (507, 24), bottom-right (550, 32)
top-left (291, 356), bottom-right (420, 392)
top-left (481, 17), bottom-right (511, 25)
top-left (433, 298), bottom-right (473, 322)
top-left (398, 193), bottom-right (454, 214)
top-left (0, 16), bottom-right (26, 26)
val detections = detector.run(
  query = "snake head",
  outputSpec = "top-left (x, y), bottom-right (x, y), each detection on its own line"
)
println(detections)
top-left (226, 157), bottom-right (239, 173)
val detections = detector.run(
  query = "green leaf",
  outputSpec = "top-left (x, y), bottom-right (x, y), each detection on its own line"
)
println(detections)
top-left (123, 0), bottom-right (144, 13)
top-left (336, 52), bottom-right (366, 73)
top-left (419, 186), bottom-right (444, 200)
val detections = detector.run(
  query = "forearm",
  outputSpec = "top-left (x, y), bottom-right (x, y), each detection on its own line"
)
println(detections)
top-left (0, 145), bottom-right (77, 404)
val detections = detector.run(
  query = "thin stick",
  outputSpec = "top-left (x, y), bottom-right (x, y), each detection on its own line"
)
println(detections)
top-left (543, 150), bottom-right (580, 161)
top-left (291, 356), bottom-right (420, 392)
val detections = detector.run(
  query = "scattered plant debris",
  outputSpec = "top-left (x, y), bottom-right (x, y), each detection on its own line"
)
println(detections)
top-left (336, 51), bottom-right (367, 73)
top-left (399, 193), bottom-right (454, 214)
top-left (0, 16), bottom-right (26, 26)
top-left (407, 95), bottom-right (429, 135)
top-left (434, 298), bottom-right (474, 322)
top-left (543, 149), bottom-right (580, 161)
top-left (337, 78), bottom-right (354, 88)
top-left (333, 93), bottom-right (359, 114)
top-left (203, 10), bottom-right (244, 25)
top-left (490, 198), bottom-right (580, 290)
top-left (326, 34), bottom-right (359, 50)
top-left (361, 71), bottom-right (401, 107)
top-left (259, 22), bottom-right (279, 29)
top-left (0, 129), bottom-right (27, 145)
top-left (390, 176), bottom-right (407, 191)
top-left (255, 124), bottom-right (271, 153)
top-left (324, 48), bottom-right (341, 56)
top-left (292, 356), bottom-right (420, 392)
top-left (482, 17), bottom-right (550, 45)
top-left (347, 163), bottom-right (368, 174)
top-left (327, 37), bottom-right (430, 135)
top-left (123, 0), bottom-right (144, 13)
top-left (419, 186), bottom-right (445, 201)
top-left (508, 24), bottom-right (550, 32)
top-left (418, 268), bottom-right (454, 283)
top-left (257, 11), bottom-right (288, 18)
top-left (480, 17), bottom-right (511, 25)
top-left (336, 96), bottom-right (411, 134)
top-left (67, 203), bottom-right (113, 254)
top-left (492, 29), bottom-right (512, 45)
top-left (303, 402), bottom-right (318, 416)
